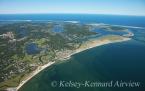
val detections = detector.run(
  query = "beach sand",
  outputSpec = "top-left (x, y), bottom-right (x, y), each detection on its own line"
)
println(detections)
top-left (71, 35), bottom-right (131, 57)
top-left (15, 62), bottom-right (55, 91)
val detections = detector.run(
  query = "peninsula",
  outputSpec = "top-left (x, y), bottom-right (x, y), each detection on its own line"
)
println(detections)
top-left (0, 21), bottom-right (131, 91)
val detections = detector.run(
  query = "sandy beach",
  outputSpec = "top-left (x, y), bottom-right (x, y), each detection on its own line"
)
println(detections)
top-left (70, 36), bottom-right (131, 57)
top-left (12, 35), bottom-right (131, 91)
top-left (15, 62), bottom-right (55, 91)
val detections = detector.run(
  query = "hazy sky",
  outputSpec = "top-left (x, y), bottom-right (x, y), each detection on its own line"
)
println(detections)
top-left (0, 0), bottom-right (145, 16)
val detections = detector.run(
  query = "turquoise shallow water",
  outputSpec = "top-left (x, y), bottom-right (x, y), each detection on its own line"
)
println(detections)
top-left (19, 39), bottom-right (145, 91)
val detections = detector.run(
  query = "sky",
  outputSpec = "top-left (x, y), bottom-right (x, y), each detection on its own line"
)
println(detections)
top-left (0, 0), bottom-right (145, 16)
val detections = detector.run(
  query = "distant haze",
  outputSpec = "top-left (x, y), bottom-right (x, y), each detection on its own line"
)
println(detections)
top-left (0, 0), bottom-right (145, 16)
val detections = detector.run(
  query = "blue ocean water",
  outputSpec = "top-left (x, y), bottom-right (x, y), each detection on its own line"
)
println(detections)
top-left (0, 14), bottom-right (145, 27)
top-left (1, 14), bottom-right (144, 91)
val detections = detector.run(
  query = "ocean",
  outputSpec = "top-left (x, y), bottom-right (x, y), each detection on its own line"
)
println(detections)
top-left (0, 14), bottom-right (145, 27)
top-left (0, 14), bottom-right (145, 91)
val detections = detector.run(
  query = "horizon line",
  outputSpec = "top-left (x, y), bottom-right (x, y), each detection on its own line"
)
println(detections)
top-left (0, 13), bottom-right (145, 17)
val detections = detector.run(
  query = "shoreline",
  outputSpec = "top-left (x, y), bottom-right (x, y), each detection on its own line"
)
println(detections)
top-left (8, 35), bottom-right (131, 91)
top-left (15, 62), bottom-right (55, 91)
top-left (70, 36), bottom-right (131, 58)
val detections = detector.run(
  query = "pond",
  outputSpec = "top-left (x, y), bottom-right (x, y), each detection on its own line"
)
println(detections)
top-left (52, 24), bottom-right (64, 33)
top-left (25, 43), bottom-right (41, 55)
